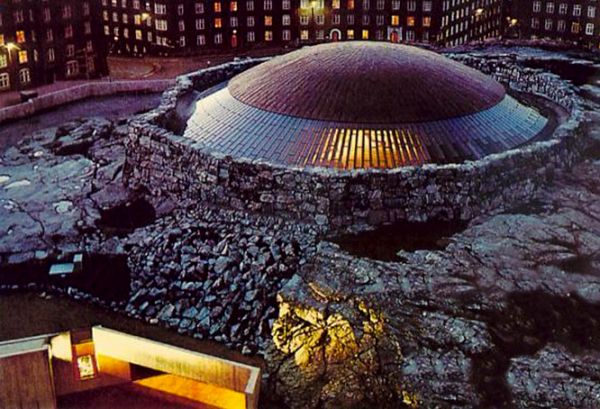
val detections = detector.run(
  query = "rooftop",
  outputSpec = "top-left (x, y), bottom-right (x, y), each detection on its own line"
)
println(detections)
top-left (229, 42), bottom-right (506, 124)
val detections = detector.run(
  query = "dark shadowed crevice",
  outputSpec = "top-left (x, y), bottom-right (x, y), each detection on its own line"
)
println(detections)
top-left (97, 196), bottom-right (157, 237)
top-left (329, 220), bottom-right (468, 261)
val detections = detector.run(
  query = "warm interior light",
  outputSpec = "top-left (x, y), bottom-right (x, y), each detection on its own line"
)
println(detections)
top-left (135, 374), bottom-right (246, 409)
top-left (76, 355), bottom-right (97, 380)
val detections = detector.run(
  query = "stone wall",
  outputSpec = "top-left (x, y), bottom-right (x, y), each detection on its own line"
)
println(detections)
top-left (124, 55), bottom-right (588, 232)
top-left (449, 53), bottom-right (578, 110)
top-left (0, 79), bottom-right (173, 125)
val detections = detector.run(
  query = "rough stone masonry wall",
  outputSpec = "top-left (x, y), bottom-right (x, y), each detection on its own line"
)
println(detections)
top-left (124, 55), bottom-right (587, 232)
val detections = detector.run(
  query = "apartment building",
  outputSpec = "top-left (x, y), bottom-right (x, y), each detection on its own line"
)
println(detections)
top-left (0, 0), bottom-right (108, 92)
top-left (511, 0), bottom-right (600, 48)
top-left (101, 0), bottom-right (505, 56)
top-left (101, 0), bottom-right (298, 56)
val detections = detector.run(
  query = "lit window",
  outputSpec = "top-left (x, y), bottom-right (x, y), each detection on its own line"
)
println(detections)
top-left (16, 31), bottom-right (26, 44)
top-left (76, 355), bottom-right (97, 380)
top-left (18, 50), bottom-right (28, 64)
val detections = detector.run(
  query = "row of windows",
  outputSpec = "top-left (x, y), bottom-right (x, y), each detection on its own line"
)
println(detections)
top-left (0, 59), bottom-right (91, 90)
top-left (0, 3), bottom-right (91, 28)
top-left (0, 41), bottom-right (94, 68)
top-left (110, 26), bottom-right (433, 44)
top-left (531, 18), bottom-right (596, 34)
top-left (532, 1), bottom-right (597, 18)
top-left (0, 23), bottom-right (94, 47)
top-left (0, 70), bottom-right (31, 90)
top-left (102, 0), bottom-right (433, 13)
top-left (105, 13), bottom-right (436, 31)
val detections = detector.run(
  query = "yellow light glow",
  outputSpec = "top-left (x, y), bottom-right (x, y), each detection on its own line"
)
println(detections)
top-left (4, 42), bottom-right (19, 51)
top-left (272, 297), bottom-right (420, 407)
top-left (135, 374), bottom-right (246, 409)
top-left (402, 390), bottom-right (420, 407)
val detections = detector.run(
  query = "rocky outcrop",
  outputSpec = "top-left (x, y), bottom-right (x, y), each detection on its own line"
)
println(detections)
top-left (265, 158), bottom-right (600, 409)
top-left (0, 118), bottom-right (139, 265)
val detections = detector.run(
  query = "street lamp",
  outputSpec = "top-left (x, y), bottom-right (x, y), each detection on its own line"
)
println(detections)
top-left (1, 42), bottom-right (20, 91)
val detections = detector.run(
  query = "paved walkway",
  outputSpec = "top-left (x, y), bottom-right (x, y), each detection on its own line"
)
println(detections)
top-left (0, 93), bottom-right (162, 151)
top-left (0, 46), bottom-right (289, 108)
top-left (0, 80), bottom-right (100, 108)
top-left (108, 45), bottom-right (289, 79)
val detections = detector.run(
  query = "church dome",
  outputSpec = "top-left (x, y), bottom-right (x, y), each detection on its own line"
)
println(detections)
top-left (184, 42), bottom-right (548, 169)
top-left (228, 42), bottom-right (506, 124)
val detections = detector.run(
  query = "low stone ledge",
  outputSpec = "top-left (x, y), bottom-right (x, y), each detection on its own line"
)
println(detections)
top-left (0, 79), bottom-right (174, 125)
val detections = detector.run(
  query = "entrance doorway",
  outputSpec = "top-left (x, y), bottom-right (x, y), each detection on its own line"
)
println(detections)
top-left (330, 29), bottom-right (341, 42)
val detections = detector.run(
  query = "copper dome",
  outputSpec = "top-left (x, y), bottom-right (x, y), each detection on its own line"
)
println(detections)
top-left (229, 42), bottom-right (506, 124)
top-left (184, 42), bottom-right (548, 169)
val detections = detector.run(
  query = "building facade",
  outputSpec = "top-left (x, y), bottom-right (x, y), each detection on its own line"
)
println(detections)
top-left (101, 0), bottom-right (504, 57)
top-left (0, 0), bottom-right (108, 93)
top-left (510, 0), bottom-right (600, 48)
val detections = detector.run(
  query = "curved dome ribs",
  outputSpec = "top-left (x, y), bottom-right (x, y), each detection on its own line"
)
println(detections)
top-left (228, 42), bottom-right (506, 124)
top-left (184, 42), bottom-right (548, 169)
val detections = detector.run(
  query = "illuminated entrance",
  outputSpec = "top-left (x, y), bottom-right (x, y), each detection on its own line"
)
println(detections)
top-left (0, 327), bottom-right (261, 409)
top-left (92, 327), bottom-right (260, 409)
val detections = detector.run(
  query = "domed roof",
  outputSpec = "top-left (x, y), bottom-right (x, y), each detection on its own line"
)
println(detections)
top-left (228, 42), bottom-right (506, 124)
top-left (184, 42), bottom-right (548, 170)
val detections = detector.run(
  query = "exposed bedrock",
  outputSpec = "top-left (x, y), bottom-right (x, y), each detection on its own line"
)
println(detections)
top-left (264, 158), bottom-right (600, 409)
